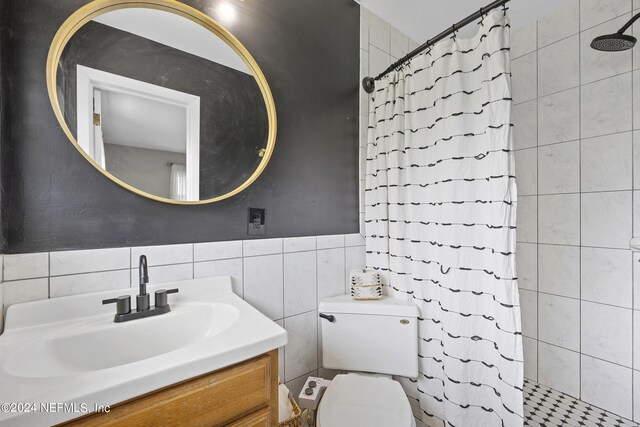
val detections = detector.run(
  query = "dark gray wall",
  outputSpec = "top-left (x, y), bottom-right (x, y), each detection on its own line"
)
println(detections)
top-left (60, 21), bottom-right (268, 199)
top-left (104, 144), bottom-right (186, 199)
top-left (0, 0), bottom-right (360, 253)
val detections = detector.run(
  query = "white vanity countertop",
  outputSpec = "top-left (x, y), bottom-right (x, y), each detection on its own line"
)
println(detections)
top-left (0, 276), bottom-right (287, 426)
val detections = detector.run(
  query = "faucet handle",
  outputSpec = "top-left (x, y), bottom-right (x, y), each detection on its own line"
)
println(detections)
top-left (154, 288), bottom-right (179, 308)
top-left (102, 295), bottom-right (131, 315)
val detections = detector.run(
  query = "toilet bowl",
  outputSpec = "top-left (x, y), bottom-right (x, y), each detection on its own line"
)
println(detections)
top-left (317, 373), bottom-right (416, 427)
top-left (317, 295), bottom-right (420, 427)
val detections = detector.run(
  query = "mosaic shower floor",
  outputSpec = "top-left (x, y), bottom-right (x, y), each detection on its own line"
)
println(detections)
top-left (524, 378), bottom-right (637, 427)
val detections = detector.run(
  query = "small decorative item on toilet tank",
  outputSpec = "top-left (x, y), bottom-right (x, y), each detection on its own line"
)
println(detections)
top-left (349, 269), bottom-right (382, 300)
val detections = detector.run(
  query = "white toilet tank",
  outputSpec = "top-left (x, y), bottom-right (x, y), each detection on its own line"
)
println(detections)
top-left (319, 295), bottom-right (420, 378)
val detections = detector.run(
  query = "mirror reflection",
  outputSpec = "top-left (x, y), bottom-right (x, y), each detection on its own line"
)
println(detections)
top-left (56, 7), bottom-right (270, 202)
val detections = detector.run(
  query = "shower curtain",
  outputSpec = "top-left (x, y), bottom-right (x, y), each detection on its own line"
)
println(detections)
top-left (365, 10), bottom-right (522, 427)
top-left (169, 164), bottom-right (187, 201)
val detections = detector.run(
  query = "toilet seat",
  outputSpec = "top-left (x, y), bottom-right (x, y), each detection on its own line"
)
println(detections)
top-left (316, 373), bottom-right (416, 427)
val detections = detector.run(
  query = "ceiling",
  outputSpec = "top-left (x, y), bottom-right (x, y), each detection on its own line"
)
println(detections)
top-left (358, 0), bottom-right (575, 41)
top-left (94, 8), bottom-right (250, 74)
top-left (101, 90), bottom-right (187, 154)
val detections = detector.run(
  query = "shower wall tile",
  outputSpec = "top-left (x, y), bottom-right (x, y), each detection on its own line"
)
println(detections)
top-left (634, 253), bottom-right (640, 309)
top-left (390, 27), bottom-right (409, 59)
top-left (538, 1), bottom-right (579, 48)
top-left (633, 23), bottom-right (640, 70)
top-left (523, 336), bottom-right (538, 381)
top-left (634, 312), bottom-right (640, 369)
top-left (517, 196), bottom-right (538, 243)
top-left (369, 12), bottom-right (390, 52)
top-left (538, 244), bottom-right (580, 298)
top-left (581, 301), bottom-right (633, 366)
top-left (634, 131), bottom-right (640, 188)
top-left (516, 243), bottom-right (537, 291)
top-left (581, 191), bottom-right (632, 249)
top-left (538, 293), bottom-right (580, 351)
top-left (359, 48), bottom-right (369, 80)
top-left (538, 34), bottom-right (579, 96)
top-left (369, 45), bottom-right (389, 78)
top-left (537, 141), bottom-right (580, 194)
top-left (581, 73), bottom-right (632, 139)
top-left (515, 148), bottom-right (537, 195)
top-left (538, 342), bottom-right (580, 397)
top-left (580, 0), bottom-right (631, 31)
top-left (581, 132), bottom-right (633, 192)
top-left (634, 371), bottom-right (640, 423)
top-left (633, 71), bottom-right (640, 128)
top-left (580, 15), bottom-right (633, 85)
top-left (581, 354), bottom-right (633, 420)
top-left (360, 8), bottom-right (369, 49)
top-left (512, 100), bottom-right (537, 150)
top-left (538, 194), bottom-right (580, 245)
top-left (512, 52), bottom-right (538, 104)
top-left (581, 247), bottom-right (632, 308)
top-left (538, 88), bottom-right (580, 146)
top-left (511, 22), bottom-right (537, 59)
top-left (513, 3), bottom-right (640, 417)
top-left (520, 289), bottom-right (538, 339)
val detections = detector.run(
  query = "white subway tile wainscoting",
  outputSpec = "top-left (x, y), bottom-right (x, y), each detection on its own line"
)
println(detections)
top-left (0, 234), bottom-right (365, 396)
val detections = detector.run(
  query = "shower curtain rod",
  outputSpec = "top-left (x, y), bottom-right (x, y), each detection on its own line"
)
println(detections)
top-left (361, 0), bottom-right (511, 93)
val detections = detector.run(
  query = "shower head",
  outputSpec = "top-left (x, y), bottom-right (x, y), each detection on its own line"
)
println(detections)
top-left (591, 12), bottom-right (640, 52)
top-left (590, 33), bottom-right (637, 51)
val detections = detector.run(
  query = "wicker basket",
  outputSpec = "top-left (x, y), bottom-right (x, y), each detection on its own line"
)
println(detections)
top-left (279, 394), bottom-right (303, 427)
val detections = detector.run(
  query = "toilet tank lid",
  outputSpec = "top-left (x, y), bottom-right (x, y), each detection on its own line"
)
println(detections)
top-left (319, 295), bottom-right (419, 317)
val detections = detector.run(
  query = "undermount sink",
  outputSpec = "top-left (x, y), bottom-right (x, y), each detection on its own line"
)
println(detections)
top-left (4, 302), bottom-right (239, 378)
top-left (0, 276), bottom-right (287, 427)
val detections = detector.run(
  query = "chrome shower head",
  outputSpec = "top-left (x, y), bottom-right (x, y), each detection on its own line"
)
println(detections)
top-left (590, 33), bottom-right (637, 51)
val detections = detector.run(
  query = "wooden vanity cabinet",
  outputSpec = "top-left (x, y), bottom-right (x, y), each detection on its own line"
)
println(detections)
top-left (62, 350), bottom-right (279, 427)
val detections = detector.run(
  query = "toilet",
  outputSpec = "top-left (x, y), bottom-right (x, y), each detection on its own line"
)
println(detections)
top-left (316, 294), bottom-right (420, 427)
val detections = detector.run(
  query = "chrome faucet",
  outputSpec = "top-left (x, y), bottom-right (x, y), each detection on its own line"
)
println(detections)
top-left (102, 255), bottom-right (179, 323)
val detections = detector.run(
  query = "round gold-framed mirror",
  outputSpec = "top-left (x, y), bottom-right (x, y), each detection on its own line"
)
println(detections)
top-left (46, 0), bottom-right (276, 204)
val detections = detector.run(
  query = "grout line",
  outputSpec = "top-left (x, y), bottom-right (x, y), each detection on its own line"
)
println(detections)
top-left (632, 11), bottom-right (636, 421)
top-left (577, 0), bottom-right (582, 397)
top-left (535, 17), bottom-right (540, 384)
top-left (533, 337), bottom-right (635, 372)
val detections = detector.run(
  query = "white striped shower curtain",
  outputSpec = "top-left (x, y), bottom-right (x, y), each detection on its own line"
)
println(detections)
top-left (365, 10), bottom-right (523, 427)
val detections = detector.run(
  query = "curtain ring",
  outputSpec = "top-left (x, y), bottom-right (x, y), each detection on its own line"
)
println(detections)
top-left (502, 4), bottom-right (507, 16)
top-left (478, 7), bottom-right (485, 26)
top-left (450, 23), bottom-right (457, 40)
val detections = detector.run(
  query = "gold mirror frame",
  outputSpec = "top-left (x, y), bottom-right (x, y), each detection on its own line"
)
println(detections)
top-left (46, 0), bottom-right (277, 204)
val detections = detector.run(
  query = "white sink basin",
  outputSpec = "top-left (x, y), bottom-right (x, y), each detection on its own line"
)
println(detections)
top-left (0, 277), bottom-right (286, 427)
top-left (5, 302), bottom-right (239, 378)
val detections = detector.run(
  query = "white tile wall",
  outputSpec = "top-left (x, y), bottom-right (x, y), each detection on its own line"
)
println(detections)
top-left (0, 233), bottom-right (366, 395)
top-left (513, 0), bottom-right (640, 419)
